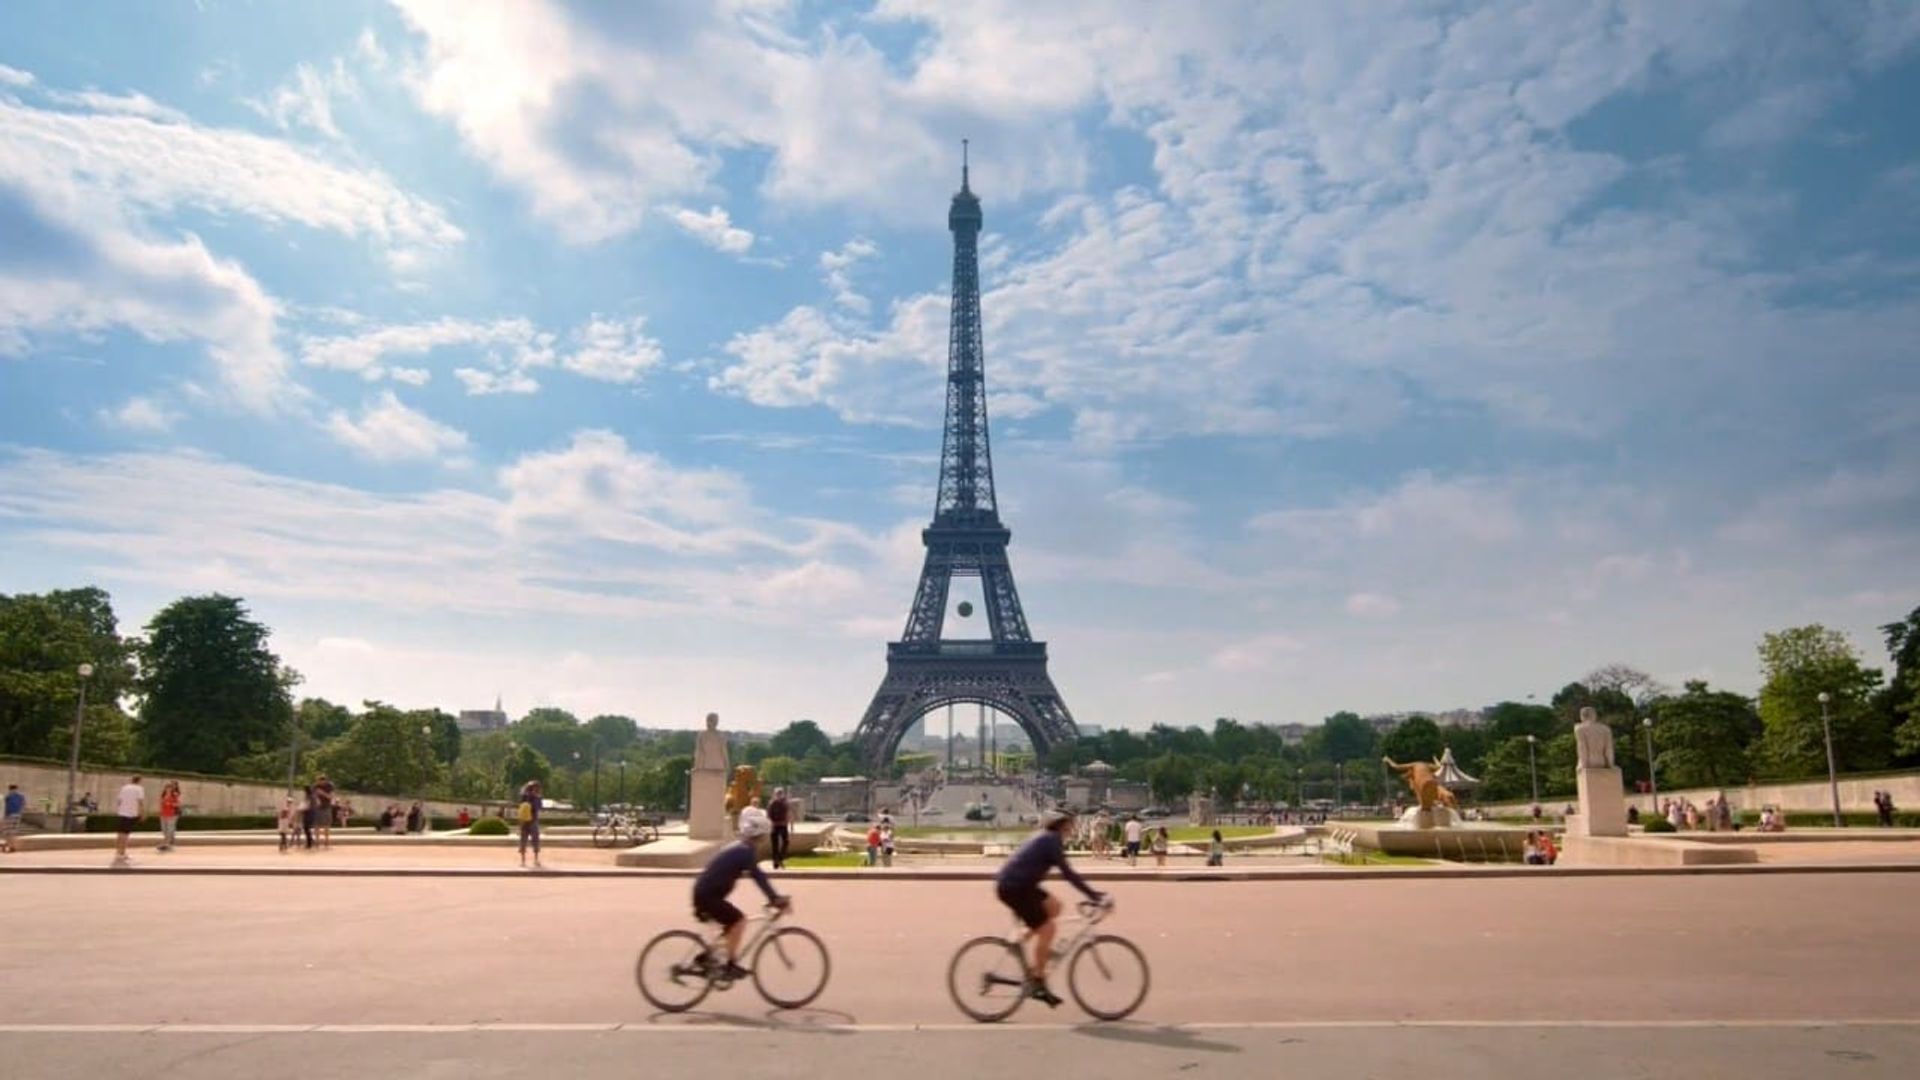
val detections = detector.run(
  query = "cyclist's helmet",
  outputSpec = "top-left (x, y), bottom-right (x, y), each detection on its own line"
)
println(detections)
top-left (737, 806), bottom-right (772, 840)
top-left (1040, 808), bottom-right (1075, 832)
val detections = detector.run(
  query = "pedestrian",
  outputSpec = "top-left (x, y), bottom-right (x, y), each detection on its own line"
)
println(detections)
top-left (2, 783), bottom-right (24, 853)
top-left (157, 780), bottom-right (182, 853)
top-left (880, 820), bottom-right (896, 867)
top-left (1877, 791), bottom-right (1896, 828)
top-left (113, 774), bottom-right (146, 864)
top-left (1151, 825), bottom-right (1169, 867)
top-left (518, 780), bottom-right (542, 869)
top-left (1540, 831), bottom-right (1559, 865)
top-left (377, 805), bottom-right (395, 833)
top-left (277, 795), bottom-right (296, 853)
top-left (406, 801), bottom-right (424, 834)
top-left (1523, 831), bottom-right (1544, 865)
top-left (300, 785), bottom-right (318, 850)
top-left (457, 807), bottom-right (472, 829)
top-left (1206, 828), bottom-right (1225, 867)
top-left (768, 787), bottom-right (791, 869)
top-left (313, 775), bottom-right (336, 849)
top-left (864, 823), bottom-right (881, 866)
top-left (1123, 814), bottom-right (1143, 866)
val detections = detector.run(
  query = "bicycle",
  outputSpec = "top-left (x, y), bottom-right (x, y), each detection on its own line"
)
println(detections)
top-left (946, 897), bottom-right (1149, 1022)
top-left (594, 809), bottom-right (661, 848)
top-left (635, 904), bottom-right (831, 1013)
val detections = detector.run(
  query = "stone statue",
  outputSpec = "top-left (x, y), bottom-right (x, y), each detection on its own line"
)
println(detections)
top-left (688, 712), bottom-right (730, 841)
top-left (1574, 706), bottom-right (1615, 770)
top-left (724, 764), bottom-right (762, 832)
top-left (1384, 757), bottom-right (1460, 815)
top-left (1569, 706), bottom-right (1627, 839)
top-left (693, 711), bottom-right (729, 772)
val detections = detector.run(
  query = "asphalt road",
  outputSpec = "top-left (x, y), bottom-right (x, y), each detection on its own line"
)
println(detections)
top-left (3, 871), bottom-right (1915, 1077)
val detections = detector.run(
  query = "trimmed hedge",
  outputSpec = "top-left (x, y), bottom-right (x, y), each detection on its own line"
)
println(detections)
top-left (1641, 818), bottom-right (1677, 833)
top-left (468, 817), bottom-right (510, 836)
top-left (83, 814), bottom-right (278, 832)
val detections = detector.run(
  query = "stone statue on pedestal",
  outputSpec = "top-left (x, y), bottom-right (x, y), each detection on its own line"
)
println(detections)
top-left (1570, 706), bottom-right (1627, 838)
top-left (688, 713), bottom-right (730, 841)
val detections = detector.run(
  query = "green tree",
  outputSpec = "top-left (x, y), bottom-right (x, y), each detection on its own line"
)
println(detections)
top-left (297, 697), bottom-right (354, 741)
top-left (0, 587), bottom-right (139, 759)
top-left (1145, 753), bottom-right (1199, 804)
top-left (1380, 716), bottom-right (1443, 764)
top-left (585, 713), bottom-right (640, 751)
top-left (511, 707), bottom-right (587, 765)
top-left (309, 701), bottom-right (444, 795)
top-left (1874, 606), bottom-right (1920, 758)
top-left (1647, 681), bottom-right (1760, 788)
top-left (1316, 711), bottom-right (1376, 764)
top-left (1477, 736), bottom-right (1537, 802)
top-left (1756, 625), bottom-right (1888, 776)
top-left (1484, 701), bottom-right (1558, 743)
top-left (137, 595), bottom-right (295, 774)
top-left (759, 755), bottom-right (799, 785)
top-left (504, 744), bottom-right (553, 791)
top-left (770, 719), bottom-right (833, 761)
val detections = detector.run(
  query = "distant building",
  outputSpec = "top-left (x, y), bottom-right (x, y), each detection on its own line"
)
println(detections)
top-left (457, 697), bottom-right (508, 733)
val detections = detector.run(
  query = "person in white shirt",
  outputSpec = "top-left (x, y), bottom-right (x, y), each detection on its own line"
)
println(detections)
top-left (1123, 815), bottom-right (1144, 866)
top-left (114, 775), bottom-right (146, 863)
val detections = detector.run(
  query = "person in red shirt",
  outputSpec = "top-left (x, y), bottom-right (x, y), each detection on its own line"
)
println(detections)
top-left (158, 781), bottom-right (182, 853)
top-left (865, 824), bottom-right (881, 866)
top-left (457, 807), bottom-right (471, 829)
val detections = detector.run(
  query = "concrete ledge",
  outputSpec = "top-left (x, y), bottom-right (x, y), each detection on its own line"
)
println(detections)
top-left (1339, 823), bottom-right (1527, 862)
top-left (1563, 833), bottom-right (1759, 866)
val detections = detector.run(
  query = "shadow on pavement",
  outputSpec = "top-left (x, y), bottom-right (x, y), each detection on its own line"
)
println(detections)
top-left (1073, 1023), bottom-right (1245, 1054)
top-left (640, 1007), bottom-right (857, 1034)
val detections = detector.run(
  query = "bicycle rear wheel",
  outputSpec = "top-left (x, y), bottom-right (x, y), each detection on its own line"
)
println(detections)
top-left (1067, 934), bottom-right (1149, 1020)
top-left (593, 824), bottom-right (615, 848)
top-left (636, 930), bottom-right (714, 1013)
top-left (947, 936), bottom-right (1028, 1022)
top-left (752, 926), bottom-right (831, 1009)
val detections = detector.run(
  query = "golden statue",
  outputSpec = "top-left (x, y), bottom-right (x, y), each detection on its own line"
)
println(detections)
top-left (724, 764), bottom-right (762, 830)
top-left (1383, 756), bottom-right (1459, 814)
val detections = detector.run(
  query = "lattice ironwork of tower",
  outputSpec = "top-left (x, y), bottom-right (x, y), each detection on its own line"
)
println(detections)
top-left (851, 148), bottom-right (1079, 771)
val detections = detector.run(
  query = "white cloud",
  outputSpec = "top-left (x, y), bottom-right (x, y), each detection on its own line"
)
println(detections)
top-left (454, 366), bottom-right (539, 395)
top-left (561, 315), bottom-right (663, 383)
top-left (664, 205), bottom-right (754, 254)
top-left (98, 396), bottom-right (179, 433)
top-left (324, 391), bottom-right (469, 462)
top-left (247, 59), bottom-right (358, 139)
top-left (0, 64), bottom-right (34, 88)
top-left (1209, 632), bottom-right (1306, 674)
top-left (819, 237), bottom-right (878, 313)
top-left (1345, 592), bottom-right (1400, 619)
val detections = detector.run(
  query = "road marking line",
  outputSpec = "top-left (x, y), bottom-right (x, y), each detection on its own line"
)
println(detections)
top-left (3, 1019), bottom-right (1918, 1035)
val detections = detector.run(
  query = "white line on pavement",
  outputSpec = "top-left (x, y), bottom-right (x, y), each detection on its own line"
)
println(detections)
top-left (3, 1019), bottom-right (1918, 1035)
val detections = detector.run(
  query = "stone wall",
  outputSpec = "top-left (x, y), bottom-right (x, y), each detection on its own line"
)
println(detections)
top-left (0, 758), bottom-right (488, 821)
top-left (1481, 769), bottom-right (1920, 818)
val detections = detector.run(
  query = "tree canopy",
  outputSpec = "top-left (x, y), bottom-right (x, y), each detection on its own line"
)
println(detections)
top-left (137, 595), bottom-right (295, 775)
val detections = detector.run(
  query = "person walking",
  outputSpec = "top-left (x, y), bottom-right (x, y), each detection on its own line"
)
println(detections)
top-left (2, 783), bottom-right (25, 854)
top-left (313, 775), bottom-right (336, 849)
top-left (1206, 828), bottom-right (1225, 867)
top-left (1123, 814), bottom-right (1143, 866)
top-left (406, 801), bottom-right (424, 834)
top-left (880, 820), bottom-right (896, 867)
top-left (299, 784), bottom-right (319, 851)
top-left (517, 780), bottom-right (543, 869)
top-left (157, 781), bottom-right (182, 853)
top-left (1151, 825), bottom-right (1169, 867)
top-left (277, 795), bottom-right (296, 853)
top-left (864, 823), bottom-right (881, 866)
top-left (767, 787), bottom-right (791, 869)
top-left (113, 775), bottom-right (146, 864)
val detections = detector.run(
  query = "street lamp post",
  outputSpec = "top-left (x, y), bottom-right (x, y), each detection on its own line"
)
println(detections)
top-left (1818, 692), bottom-right (1842, 827)
top-left (591, 741), bottom-right (600, 810)
top-left (1526, 734), bottom-right (1539, 808)
top-left (618, 760), bottom-right (628, 806)
top-left (1333, 761), bottom-right (1344, 819)
top-left (1642, 717), bottom-right (1658, 810)
top-left (62, 662), bottom-right (95, 834)
top-left (1295, 768), bottom-right (1304, 814)
top-left (419, 724), bottom-right (433, 831)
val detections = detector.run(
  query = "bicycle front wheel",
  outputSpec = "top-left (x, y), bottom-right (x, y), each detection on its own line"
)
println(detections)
top-left (1068, 934), bottom-right (1149, 1021)
top-left (751, 926), bottom-right (831, 1009)
top-left (636, 930), bottom-right (714, 1013)
top-left (947, 936), bottom-right (1028, 1022)
top-left (593, 824), bottom-right (616, 848)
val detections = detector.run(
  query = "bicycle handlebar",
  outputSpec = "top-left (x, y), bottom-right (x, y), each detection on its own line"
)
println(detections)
top-left (1078, 895), bottom-right (1115, 919)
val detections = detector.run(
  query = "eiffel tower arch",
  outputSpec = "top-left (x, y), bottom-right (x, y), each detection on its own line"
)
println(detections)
top-left (852, 147), bottom-right (1079, 771)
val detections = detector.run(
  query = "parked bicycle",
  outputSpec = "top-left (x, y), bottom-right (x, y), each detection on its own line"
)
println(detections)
top-left (593, 808), bottom-right (660, 848)
top-left (636, 904), bottom-right (830, 1013)
top-left (947, 897), bottom-right (1149, 1022)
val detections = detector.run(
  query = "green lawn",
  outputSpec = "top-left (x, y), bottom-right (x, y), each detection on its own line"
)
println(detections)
top-left (892, 826), bottom-right (1030, 841)
top-left (1321, 850), bottom-right (1436, 867)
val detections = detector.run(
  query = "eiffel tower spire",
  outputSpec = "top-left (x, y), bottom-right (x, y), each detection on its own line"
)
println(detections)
top-left (851, 148), bottom-right (1079, 771)
top-left (937, 140), bottom-right (996, 525)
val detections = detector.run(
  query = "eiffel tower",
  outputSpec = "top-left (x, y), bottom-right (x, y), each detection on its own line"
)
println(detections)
top-left (852, 146), bottom-right (1079, 770)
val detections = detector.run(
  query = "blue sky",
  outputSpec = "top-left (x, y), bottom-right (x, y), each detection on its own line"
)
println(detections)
top-left (2, 1), bottom-right (1917, 735)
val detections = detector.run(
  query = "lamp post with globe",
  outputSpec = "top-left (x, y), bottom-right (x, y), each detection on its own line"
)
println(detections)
top-left (62, 662), bottom-right (95, 833)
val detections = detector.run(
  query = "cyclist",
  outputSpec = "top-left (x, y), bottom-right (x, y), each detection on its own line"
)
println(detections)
top-left (692, 805), bottom-right (788, 980)
top-left (996, 807), bottom-right (1106, 1006)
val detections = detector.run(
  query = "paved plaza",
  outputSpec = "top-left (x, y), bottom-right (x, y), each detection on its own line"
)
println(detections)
top-left (3, 870), bottom-right (1916, 1076)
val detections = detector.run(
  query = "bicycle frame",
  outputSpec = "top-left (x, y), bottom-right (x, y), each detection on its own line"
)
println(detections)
top-left (980, 900), bottom-right (1108, 990)
top-left (700, 904), bottom-right (789, 963)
